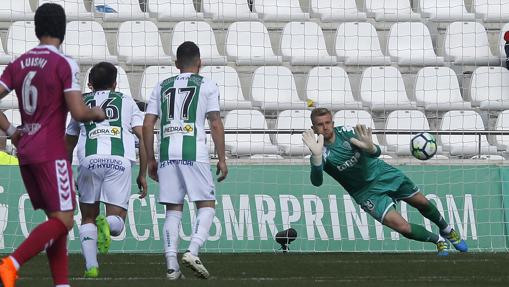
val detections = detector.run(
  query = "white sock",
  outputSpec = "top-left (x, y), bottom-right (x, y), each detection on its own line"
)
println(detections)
top-left (163, 210), bottom-right (182, 271)
top-left (55, 285), bottom-right (71, 287)
top-left (106, 215), bottom-right (124, 236)
top-left (79, 223), bottom-right (98, 270)
top-left (441, 225), bottom-right (453, 234)
top-left (8, 256), bottom-right (19, 271)
top-left (188, 207), bottom-right (215, 256)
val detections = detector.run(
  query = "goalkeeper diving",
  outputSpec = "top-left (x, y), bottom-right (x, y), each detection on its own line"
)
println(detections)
top-left (302, 108), bottom-right (468, 255)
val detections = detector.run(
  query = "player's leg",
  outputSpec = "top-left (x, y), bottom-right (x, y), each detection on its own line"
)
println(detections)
top-left (46, 210), bottom-right (75, 287)
top-left (79, 202), bottom-right (100, 278)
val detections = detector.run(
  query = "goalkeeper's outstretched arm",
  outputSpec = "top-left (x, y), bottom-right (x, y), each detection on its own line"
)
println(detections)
top-left (302, 129), bottom-right (324, 187)
top-left (310, 164), bottom-right (323, 187)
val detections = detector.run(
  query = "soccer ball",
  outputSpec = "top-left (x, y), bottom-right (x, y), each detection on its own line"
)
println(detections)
top-left (410, 132), bottom-right (437, 160)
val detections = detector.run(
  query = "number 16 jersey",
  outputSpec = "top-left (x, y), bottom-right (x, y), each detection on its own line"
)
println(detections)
top-left (146, 73), bottom-right (220, 164)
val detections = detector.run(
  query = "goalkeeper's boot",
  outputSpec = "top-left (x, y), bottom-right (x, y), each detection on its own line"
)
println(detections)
top-left (440, 228), bottom-right (468, 252)
top-left (84, 267), bottom-right (99, 278)
top-left (436, 238), bottom-right (449, 256)
top-left (166, 269), bottom-right (184, 280)
top-left (96, 215), bottom-right (111, 254)
top-left (0, 257), bottom-right (18, 287)
top-left (182, 251), bottom-right (209, 279)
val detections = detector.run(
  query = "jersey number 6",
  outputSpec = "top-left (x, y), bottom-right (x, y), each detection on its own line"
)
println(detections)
top-left (86, 98), bottom-right (119, 121)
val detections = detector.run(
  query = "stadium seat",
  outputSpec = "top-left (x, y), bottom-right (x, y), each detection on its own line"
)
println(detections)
top-left (335, 22), bottom-right (391, 66)
top-left (333, 110), bottom-right (385, 152)
top-left (365, 0), bottom-right (421, 21)
top-left (171, 21), bottom-right (227, 66)
top-left (3, 109), bottom-right (21, 128)
top-left (7, 21), bottom-right (39, 58)
top-left (387, 22), bottom-right (444, 66)
top-left (440, 110), bottom-right (497, 156)
top-left (225, 21), bottom-right (282, 65)
top-left (139, 66), bottom-right (179, 102)
top-left (385, 110), bottom-right (432, 156)
top-left (224, 110), bottom-right (280, 156)
top-left (0, 42), bottom-right (11, 65)
top-left (444, 22), bottom-right (500, 66)
top-left (473, 0), bottom-right (509, 22)
top-left (62, 21), bottom-right (118, 65)
top-left (494, 110), bottom-right (509, 151)
top-left (0, 66), bottom-right (18, 110)
top-left (280, 22), bottom-right (337, 65)
top-left (275, 110), bottom-right (312, 156)
top-left (254, 0), bottom-right (309, 21)
top-left (470, 66), bottom-right (509, 111)
top-left (418, 0), bottom-right (475, 22)
top-left (250, 66), bottom-right (306, 111)
top-left (202, 0), bottom-right (258, 21)
top-left (83, 65), bottom-right (131, 97)
top-left (309, 0), bottom-right (367, 22)
top-left (117, 21), bottom-right (172, 65)
top-left (414, 67), bottom-right (471, 111)
top-left (94, 0), bottom-right (148, 21)
top-left (360, 66), bottom-right (417, 112)
top-left (39, 0), bottom-right (93, 20)
top-left (499, 23), bottom-right (509, 62)
top-left (203, 120), bottom-right (216, 155)
top-left (200, 66), bottom-right (252, 110)
top-left (305, 67), bottom-right (362, 110)
top-left (0, 0), bottom-right (33, 21)
top-left (147, 0), bottom-right (203, 21)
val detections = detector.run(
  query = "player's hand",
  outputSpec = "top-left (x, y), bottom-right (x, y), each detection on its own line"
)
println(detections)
top-left (10, 129), bottom-right (22, 147)
top-left (136, 175), bottom-right (147, 199)
top-left (148, 159), bottom-right (159, 182)
top-left (302, 129), bottom-right (324, 166)
top-left (92, 107), bottom-right (106, 122)
top-left (216, 160), bottom-right (228, 182)
top-left (350, 124), bottom-right (376, 154)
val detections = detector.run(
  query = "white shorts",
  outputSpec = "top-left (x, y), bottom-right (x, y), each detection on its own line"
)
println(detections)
top-left (158, 160), bottom-right (215, 204)
top-left (77, 155), bottom-right (132, 209)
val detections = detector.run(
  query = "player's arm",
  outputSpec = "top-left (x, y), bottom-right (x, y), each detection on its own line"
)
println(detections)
top-left (208, 111), bottom-right (228, 182)
top-left (349, 124), bottom-right (381, 158)
top-left (143, 114), bottom-right (158, 182)
top-left (65, 91), bottom-right (105, 122)
top-left (0, 65), bottom-right (21, 145)
top-left (64, 117), bottom-right (80, 162)
top-left (302, 129), bottom-right (324, 187)
top-left (133, 125), bottom-right (148, 198)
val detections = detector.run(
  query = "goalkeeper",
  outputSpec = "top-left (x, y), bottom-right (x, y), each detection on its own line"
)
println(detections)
top-left (302, 108), bottom-right (468, 255)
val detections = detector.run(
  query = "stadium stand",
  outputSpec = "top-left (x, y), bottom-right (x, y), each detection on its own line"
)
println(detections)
top-left (0, 66), bottom-right (17, 110)
top-left (364, 0), bottom-right (421, 22)
top-left (147, 0), bottom-right (203, 21)
top-left (470, 66), bottom-right (509, 110)
top-left (94, 0), bottom-right (148, 21)
top-left (6, 21), bottom-right (39, 57)
top-left (39, 0), bottom-right (93, 20)
top-left (309, 0), bottom-right (367, 22)
top-left (495, 110), bottom-right (509, 151)
top-left (0, 42), bottom-right (11, 64)
top-left (199, 66), bottom-right (252, 110)
top-left (83, 65), bottom-right (132, 97)
top-left (417, 0), bottom-right (475, 22)
top-left (253, 0), bottom-right (309, 21)
top-left (202, 0), bottom-right (258, 21)
top-left (275, 109), bottom-right (311, 156)
top-left (139, 65), bottom-right (179, 102)
top-left (473, 0), bottom-right (509, 22)
top-left (385, 110), bottom-right (433, 156)
top-left (0, 0), bottom-right (33, 21)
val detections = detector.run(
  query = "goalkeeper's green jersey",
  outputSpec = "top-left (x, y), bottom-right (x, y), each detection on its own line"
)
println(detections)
top-left (310, 126), bottom-right (404, 195)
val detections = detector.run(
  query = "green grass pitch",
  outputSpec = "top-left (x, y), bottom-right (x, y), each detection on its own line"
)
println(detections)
top-left (8, 252), bottom-right (509, 287)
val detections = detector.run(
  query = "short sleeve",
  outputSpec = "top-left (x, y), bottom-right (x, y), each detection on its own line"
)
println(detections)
top-left (59, 57), bottom-right (81, 92)
top-left (205, 80), bottom-right (220, 113)
top-left (0, 63), bottom-right (13, 92)
top-left (129, 98), bottom-right (144, 128)
top-left (145, 82), bottom-right (161, 116)
top-left (65, 117), bottom-right (80, 136)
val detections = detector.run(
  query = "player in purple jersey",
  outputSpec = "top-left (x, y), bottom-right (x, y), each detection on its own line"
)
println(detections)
top-left (0, 3), bottom-right (105, 287)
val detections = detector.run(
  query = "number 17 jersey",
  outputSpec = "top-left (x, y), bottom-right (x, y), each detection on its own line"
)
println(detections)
top-left (146, 73), bottom-right (220, 164)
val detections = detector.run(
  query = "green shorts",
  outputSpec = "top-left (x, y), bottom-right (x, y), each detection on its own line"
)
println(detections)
top-left (351, 171), bottom-right (419, 223)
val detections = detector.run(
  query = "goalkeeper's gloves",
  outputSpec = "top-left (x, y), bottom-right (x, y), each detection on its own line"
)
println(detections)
top-left (302, 129), bottom-right (324, 166)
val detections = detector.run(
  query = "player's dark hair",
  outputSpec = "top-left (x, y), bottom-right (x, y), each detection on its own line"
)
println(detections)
top-left (310, 108), bottom-right (332, 124)
top-left (176, 41), bottom-right (201, 69)
top-left (34, 3), bottom-right (66, 43)
top-left (89, 62), bottom-right (117, 91)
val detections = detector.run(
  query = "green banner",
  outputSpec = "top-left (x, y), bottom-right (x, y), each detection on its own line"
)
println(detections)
top-left (0, 165), bottom-right (506, 253)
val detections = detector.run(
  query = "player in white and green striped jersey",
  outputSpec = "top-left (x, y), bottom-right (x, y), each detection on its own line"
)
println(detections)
top-left (65, 62), bottom-right (147, 278)
top-left (143, 42), bottom-right (228, 280)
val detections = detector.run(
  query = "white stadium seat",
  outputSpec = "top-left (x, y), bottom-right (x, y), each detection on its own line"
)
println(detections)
top-left (418, 0), bottom-right (475, 22)
top-left (7, 21), bottom-right (39, 58)
top-left (494, 110), bottom-right (509, 150)
top-left (63, 21), bottom-right (118, 65)
top-left (473, 0), bottom-right (509, 22)
top-left (251, 66), bottom-right (306, 111)
top-left (147, 0), bottom-right (203, 21)
top-left (305, 67), bottom-right (362, 110)
top-left (225, 21), bottom-right (282, 65)
top-left (360, 67), bottom-right (417, 112)
top-left (0, 0), bottom-right (33, 21)
top-left (309, 0), bottom-right (367, 22)
top-left (3, 109), bottom-right (21, 128)
top-left (139, 66), bottom-right (179, 102)
top-left (117, 21), bottom-right (172, 65)
top-left (94, 0), bottom-right (148, 21)
top-left (275, 110), bottom-right (312, 156)
top-left (0, 66), bottom-right (18, 110)
top-left (0, 41), bottom-right (11, 64)
top-left (254, 0), bottom-right (309, 21)
top-left (440, 110), bottom-right (497, 156)
top-left (200, 66), bottom-right (252, 110)
top-left (83, 65), bottom-right (131, 97)
top-left (171, 21), bottom-right (227, 66)
top-left (387, 22), bottom-right (444, 66)
top-left (499, 23), bottom-right (509, 62)
top-left (39, 0), bottom-right (93, 20)
top-left (415, 67), bottom-right (471, 111)
top-left (385, 110), bottom-right (432, 156)
top-left (202, 0), bottom-right (258, 21)
top-left (224, 110), bottom-right (280, 156)
top-left (444, 22), bottom-right (500, 66)
top-left (470, 66), bottom-right (509, 110)
top-left (280, 22), bottom-right (337, 65)
top-left (333, 110), bottom-right (384, 152)
top-left (335, 22), bottom-right (391, 66)
top-left (365, 0), bottom-right (421, 21)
